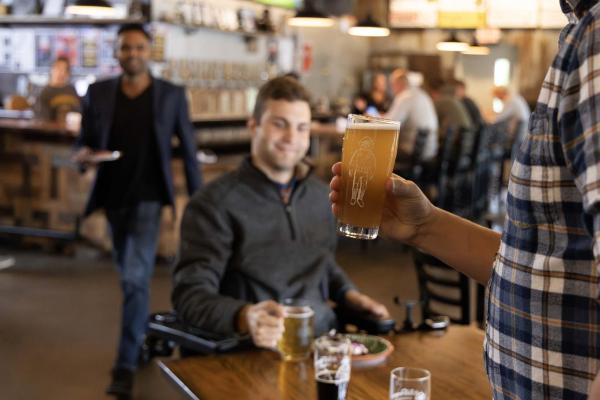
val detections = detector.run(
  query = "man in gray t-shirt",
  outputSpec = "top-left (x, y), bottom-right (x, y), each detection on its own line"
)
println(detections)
top-left (34, 56), bottom-right (80, 122)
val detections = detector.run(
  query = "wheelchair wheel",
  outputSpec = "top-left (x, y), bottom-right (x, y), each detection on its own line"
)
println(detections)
top-left (139, 335), bottom-right (176, 365)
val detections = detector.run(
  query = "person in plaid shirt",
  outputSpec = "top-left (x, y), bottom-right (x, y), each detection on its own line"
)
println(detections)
top-left (330, 1), bottom-right (600, 398)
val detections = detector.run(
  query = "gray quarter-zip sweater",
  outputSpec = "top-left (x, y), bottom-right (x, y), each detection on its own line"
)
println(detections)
top-left (172, 158), bottom-right (355, 336)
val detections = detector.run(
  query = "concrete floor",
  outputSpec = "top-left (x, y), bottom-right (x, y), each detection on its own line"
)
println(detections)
top-left (0, 239), bottom-right (416, 400)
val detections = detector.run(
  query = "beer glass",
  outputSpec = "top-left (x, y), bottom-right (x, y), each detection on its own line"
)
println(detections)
top-left (338, 114), bottom-right (400, 240)
top-left (314, 334), bottom-right (352, 400)
top-left (277, 299), bottom-right (314, 361)
top-left (389, 367), bottom-right (431, 400)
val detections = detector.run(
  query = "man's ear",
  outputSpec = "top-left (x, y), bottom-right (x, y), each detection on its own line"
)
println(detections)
top-left (247, 117), bottom-right (258, 139)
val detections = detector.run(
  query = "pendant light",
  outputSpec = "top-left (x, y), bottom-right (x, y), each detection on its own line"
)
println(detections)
top-left (462, 36), bottom-right (490, 56)
top-left (65, 0), bottom-right (116, 18)
top-left (288, 1), bottom-right (334, 27)
top-left (436, 31), bottom-right (469, 52)
top-left (348, 14), bottom-right (390, 37)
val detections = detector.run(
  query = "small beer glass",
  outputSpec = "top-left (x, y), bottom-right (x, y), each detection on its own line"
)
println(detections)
top-left (389, 367), bottom-right (431, 400)
top-left (337, 114), bottom-right (400, 240)
top-left (314, 334), bottom-right (352, 400)
top-left (277, 299), bottom-right (314, 362)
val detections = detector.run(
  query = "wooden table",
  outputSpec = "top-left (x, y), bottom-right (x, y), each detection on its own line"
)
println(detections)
top-left (159, 325), bottom-right (491, 400)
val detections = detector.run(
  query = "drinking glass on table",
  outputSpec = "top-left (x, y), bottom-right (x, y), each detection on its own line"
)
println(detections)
top-left (389, 367), bottom-right (431, 400)
top-left (314, 334), bottom-right (352, 400)
top-left (337, 114), bottom-right (400, 240)
top-left (277, 299), bottom-right (314, 362)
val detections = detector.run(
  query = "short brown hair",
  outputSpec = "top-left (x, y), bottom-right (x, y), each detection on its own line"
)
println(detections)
top-left (252, 76), bottom-right (311, 122)
top-left (54, 56), bottom-right (71, 72)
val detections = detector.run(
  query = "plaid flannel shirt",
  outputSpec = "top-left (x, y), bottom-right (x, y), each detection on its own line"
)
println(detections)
top-left (485, 1), bottom-right (600, 398)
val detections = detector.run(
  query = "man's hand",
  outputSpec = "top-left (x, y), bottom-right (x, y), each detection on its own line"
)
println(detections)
top-left (71, 146), bottom-right (92, 164)
top-left (344, 290), bottom-right (390, 319)
top-left (237, 300), bottom-right (285, 349)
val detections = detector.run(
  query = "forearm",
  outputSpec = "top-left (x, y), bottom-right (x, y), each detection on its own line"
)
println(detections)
top-left (412, 207), bottom-right (501, 284)
top-left (172, 282), bottom-right (247, 335)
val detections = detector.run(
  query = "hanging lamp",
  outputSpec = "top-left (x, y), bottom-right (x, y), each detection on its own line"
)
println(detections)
top-left (288, 1), bottom-right (334, 27)
top-left (65, 0), bottom-right (116, 18)
top-left (462, 36), bottom-right (490, 55)
top-left (436, 31), bottom-right (469, 52)
top-left (348, 14), bottom-right (390, 37)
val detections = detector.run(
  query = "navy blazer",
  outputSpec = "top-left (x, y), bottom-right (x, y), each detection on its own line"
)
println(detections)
top-left (77, 76), bottom-right (202, 215)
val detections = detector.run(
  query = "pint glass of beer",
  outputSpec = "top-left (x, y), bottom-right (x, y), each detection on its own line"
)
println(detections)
top-left (277, 299), bottom-right (314, 362)
top-left (314, 334), bottom-right (352, 400)
top-left (337, 114), bottom-right (400, 240)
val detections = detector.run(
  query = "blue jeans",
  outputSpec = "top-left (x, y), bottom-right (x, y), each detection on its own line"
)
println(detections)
top-left (106, 201), bottom-right (162, 371)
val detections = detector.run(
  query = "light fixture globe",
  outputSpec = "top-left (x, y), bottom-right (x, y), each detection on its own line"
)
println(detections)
top-left (436, 31), bottom-right (469, 52)
top-left (348, 15), bottom-right (390, 37)
top-left (288, 2), bottom-right (334, 27)
top-left (462, 36), bottom-right (490, 55)
top-left (65, 0), bottom-right (116, 18)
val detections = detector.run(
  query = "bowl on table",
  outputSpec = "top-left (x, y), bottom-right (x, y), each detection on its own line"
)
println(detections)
top-left (344, 333), bottom-right (394, 368)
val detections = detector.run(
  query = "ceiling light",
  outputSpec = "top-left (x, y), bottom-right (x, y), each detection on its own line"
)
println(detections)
top-left (462, 36), bottom-right (490, 55)
top-left (348, 15), bottom-right (390, 37)
top-left (436, 31), bottom-right (469, 52)
top-left (65, 0), bottom-right (116, 18)
top-left (288, 2), bottom-right (334, 27)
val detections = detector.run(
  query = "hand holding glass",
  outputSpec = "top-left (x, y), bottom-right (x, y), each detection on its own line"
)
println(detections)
top-left (277, 299), bottom-right (314, 362)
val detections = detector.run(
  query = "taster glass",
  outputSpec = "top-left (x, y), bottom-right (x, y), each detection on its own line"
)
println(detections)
top-left (389, 367), bottom-right (431, 400)
top-left (314, 334), bottom-right (352, 400)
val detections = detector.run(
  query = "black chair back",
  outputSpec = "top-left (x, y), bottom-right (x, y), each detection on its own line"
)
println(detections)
top-left (451, 127), bottom-right (477, 218)
top-left (471, 124), bottom-right (495, 220)
top-left (436, 126), bottom-right (459, 210)
top-left (412, 249), bottom-right (471, 325)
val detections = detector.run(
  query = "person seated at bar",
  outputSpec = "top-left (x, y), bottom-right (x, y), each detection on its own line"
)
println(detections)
top-left (384, 68), bottom-right (438, 162)
top-left (450, 79), bottom-right (485, 131)
top-left (34, 56), bottom-right (80, 123)
top-left (367, 71), bottom-right (391, 114)
top-left (428, 79), bottom-right (473, 139)
top-left (492, 85), bottom-right (530, 143)
top-left (172, 76), bottom-right (389, 349)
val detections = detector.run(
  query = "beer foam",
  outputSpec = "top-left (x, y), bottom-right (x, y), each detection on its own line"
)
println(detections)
top-left (351, 122), bottom-right (399, 131)
top-left (284, 308), bottom-right (315, 318)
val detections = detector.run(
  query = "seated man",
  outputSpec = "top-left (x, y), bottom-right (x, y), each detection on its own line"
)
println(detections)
top-left (172, 76), bottom-right (389, 349)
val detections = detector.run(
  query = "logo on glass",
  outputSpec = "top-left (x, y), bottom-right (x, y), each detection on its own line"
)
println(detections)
top-left (348, 136), bottom-right (376, 208)
top-left (390, 388), bottom-right (427, 400)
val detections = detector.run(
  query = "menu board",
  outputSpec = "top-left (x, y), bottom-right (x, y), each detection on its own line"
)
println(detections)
top-left (389, 0), bottom-right (437, 28)
top-left (480, 0), bottom-right (538, 27)
top-left (437, 0), bottom-right (486, 28)
top-left (538, 0), bottom-right (567, 28)
top-left (389, 0), bottom-right (564, 29)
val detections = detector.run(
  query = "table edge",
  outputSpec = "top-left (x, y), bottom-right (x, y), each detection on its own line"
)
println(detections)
top-left (157, 360), bottom-right (201, 400)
